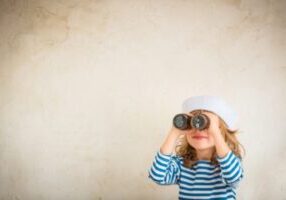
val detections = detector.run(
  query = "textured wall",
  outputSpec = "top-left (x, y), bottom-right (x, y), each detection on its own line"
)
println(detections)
top-left (0, 0), bottom-right (285, 199)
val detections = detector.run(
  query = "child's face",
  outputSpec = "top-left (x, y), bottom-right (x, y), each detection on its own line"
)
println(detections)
top-left (185, 111), bottom-right (216, 151)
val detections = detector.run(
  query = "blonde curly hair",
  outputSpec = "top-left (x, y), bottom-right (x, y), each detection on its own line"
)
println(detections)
top-left (175, 109), bottom-right (244, 168)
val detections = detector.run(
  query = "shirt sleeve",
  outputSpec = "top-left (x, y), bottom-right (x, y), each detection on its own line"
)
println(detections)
top-left (217, 151), bottom-right (244, 188)
top-left (148, 150), bottom-right (181, 185)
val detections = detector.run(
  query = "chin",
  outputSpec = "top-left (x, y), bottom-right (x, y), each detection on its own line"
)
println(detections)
top-left (192, 145), bottom-right (211, 151)
top-left (190, 143), bottom-right (214, 151)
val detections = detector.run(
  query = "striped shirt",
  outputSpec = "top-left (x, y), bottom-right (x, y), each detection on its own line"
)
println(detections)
top-left (148, 150), bottom-right (243, 200)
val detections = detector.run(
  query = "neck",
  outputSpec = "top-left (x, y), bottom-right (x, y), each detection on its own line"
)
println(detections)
top-left (196, 147), bottom-right (215, 160)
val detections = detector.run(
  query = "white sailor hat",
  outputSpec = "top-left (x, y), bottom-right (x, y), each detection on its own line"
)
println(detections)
top-left (182, 95), bottom-right (239, 131)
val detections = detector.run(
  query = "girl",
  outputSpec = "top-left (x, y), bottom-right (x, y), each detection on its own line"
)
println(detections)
top-left (148, 95), bottom-right (244, 200)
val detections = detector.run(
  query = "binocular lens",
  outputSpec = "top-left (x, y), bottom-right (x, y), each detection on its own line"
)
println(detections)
top-left (173, 114), bottom-right (190, 130)
top-left (173, 113), bottom-right (210, 130)
top-left (191, 115), bottom-right (208, 130)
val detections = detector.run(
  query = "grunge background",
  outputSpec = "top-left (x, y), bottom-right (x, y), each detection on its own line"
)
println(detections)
top-left (0, 0), bottom-right (285, 199)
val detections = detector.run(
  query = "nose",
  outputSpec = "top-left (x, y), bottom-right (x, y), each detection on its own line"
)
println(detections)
top-left (193, 129), bottom-right (206, 134)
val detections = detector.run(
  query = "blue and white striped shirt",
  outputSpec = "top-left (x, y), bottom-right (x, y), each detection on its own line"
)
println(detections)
top-left (148, 150), bottom-right (243, 200)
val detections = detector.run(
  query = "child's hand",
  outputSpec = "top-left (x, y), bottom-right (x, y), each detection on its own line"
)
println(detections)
top-left (204, 111), bottom-right (230, 157)
top-left (204, 112), bottom-right (222, 137)
top-left (170, 125), bottom-right (188, 137)
top-left (160, 125), bottom-right (187, 155)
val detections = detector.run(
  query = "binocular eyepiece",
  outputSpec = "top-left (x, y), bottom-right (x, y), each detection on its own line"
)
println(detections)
top-left (173, 113), bottom-right (210, 131)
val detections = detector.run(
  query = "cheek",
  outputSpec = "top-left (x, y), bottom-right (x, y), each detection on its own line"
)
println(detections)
top-left (207, 136), bottom-right (215, 146)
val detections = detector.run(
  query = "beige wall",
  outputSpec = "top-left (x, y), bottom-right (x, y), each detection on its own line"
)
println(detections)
top-left (0, 0), bottom-right (286, 199)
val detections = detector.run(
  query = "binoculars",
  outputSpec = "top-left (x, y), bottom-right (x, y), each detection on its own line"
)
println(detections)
top-left (173, 113), bottom-right (210, 130)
